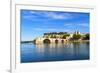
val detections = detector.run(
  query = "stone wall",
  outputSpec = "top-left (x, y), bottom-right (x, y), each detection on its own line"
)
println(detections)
top-left (34, 37), bottom-right (69, 44)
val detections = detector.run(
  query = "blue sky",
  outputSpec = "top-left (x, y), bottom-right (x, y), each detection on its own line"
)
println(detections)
top-left (21, 9), bottom-right (90, 41)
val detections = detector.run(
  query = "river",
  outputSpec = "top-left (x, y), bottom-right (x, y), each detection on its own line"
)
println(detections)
top-left (21, 42), bottom-right (89, 63)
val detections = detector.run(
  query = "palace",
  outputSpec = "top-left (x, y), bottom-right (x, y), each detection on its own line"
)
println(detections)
top-left (33, 31), bottom-right (87, 44)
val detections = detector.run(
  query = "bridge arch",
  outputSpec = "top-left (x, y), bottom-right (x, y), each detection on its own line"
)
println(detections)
top-left (43, 39), bottom-right (51, 44)
top-left (61, 40), bottom-right (64, 43)
top-left (55, 39), bottom-right (58, 44)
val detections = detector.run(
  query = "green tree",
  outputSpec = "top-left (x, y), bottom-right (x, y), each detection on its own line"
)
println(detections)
top-left (50, 35), bottom-right (54, 38)
top-left (62, 34), bottom-right (70, 39)
top-left (72, 34), bottom-right (81, 40)
top-left (83, 34), bottom-right (90, 40)
top-left (50, 35), bottom-right (57, 38)
top-left (53, 35), bottom-right (57, 38)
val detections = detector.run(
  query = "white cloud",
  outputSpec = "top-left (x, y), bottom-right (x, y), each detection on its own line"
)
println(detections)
top-left (34, 28), bottom-right (71, 32)
top-left (23, 11), bottom-right (72, 20)
top-left (64, 23), bottom-right (89, 27)
top-left (29, 11), bottom-right (37, 14)
top-left (42, 12), bottom-right (72, 20)
top-left (34, 28), bottom-right (57, 31)
top-left (44, 12), bottom-right (70, 19)
top-left (64, 23), bottom-right (73, 26)
top-left (78, 23), bottom-right (89, 27)
top-left (23, 15), bottom-right (35, 19)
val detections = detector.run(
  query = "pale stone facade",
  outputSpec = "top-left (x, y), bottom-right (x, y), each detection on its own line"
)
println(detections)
top-left (34, 37), bottom-right (69, 44)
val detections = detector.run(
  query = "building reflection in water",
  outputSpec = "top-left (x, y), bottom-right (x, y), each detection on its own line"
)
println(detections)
top-left (35, 42), bottom-right (77, 58)
top-left (35, 42), bottom-right (89, 58)
top-left (21, 42), bottom-right (89, 63)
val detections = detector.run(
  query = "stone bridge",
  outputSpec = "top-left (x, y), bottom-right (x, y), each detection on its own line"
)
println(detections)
top-left (34, 37), bottom-right (69, 44)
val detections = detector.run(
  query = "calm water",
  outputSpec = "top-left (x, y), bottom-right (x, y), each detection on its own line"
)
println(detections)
top-left (21, 42), bottom-right (90, 63)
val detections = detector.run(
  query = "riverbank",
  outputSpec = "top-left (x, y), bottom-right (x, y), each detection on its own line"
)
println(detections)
top-left (69, 40), bottom-right (89, 43)
top-left (21, 40), bottom-right (89, 44)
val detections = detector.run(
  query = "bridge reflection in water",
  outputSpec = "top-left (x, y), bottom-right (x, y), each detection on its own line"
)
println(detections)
top-left (21, 42), bottom-right (89, 63)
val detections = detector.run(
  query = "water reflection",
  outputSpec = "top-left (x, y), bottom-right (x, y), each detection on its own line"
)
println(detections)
top-left (21, 42), bottom-right (89, 63)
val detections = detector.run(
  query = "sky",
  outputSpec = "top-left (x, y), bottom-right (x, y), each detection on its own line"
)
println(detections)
top-left (21, 9), bottom-right (90, 41)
